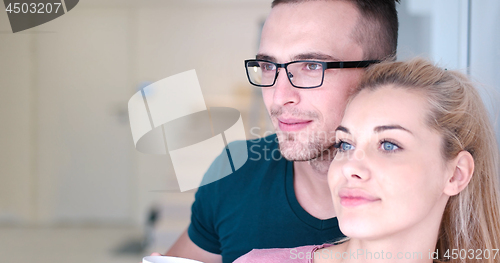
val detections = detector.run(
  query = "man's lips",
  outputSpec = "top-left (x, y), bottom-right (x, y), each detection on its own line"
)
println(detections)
top-left (338, 188), bottom-right (380, 207)
top-left (277, 117), bottom-right (312, 132)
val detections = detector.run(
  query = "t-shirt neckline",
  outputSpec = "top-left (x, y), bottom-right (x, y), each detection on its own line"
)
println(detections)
top-left (285, 160), bottom-right (340, 230)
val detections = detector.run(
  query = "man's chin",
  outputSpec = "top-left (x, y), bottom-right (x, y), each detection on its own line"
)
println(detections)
top-left (278, 142), bottom-right (321, 161)
top-left (277, 137), bottom-right (336, 161)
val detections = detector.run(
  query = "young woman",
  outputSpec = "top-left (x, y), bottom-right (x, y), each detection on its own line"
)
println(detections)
top-left (234, 58), bottom-right (500, 263)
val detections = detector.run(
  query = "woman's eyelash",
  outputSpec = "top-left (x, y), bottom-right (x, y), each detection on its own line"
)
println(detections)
top-left (334, 140), bottom-right (354, 152)
top-left (333, 139), bottom-right (402, 153)
top-left (333, 141), bottom-right (342, 149)
top-left (379, 139), bottom-right (403, 152)
top-left (333, 139), bottom-right (348, 149)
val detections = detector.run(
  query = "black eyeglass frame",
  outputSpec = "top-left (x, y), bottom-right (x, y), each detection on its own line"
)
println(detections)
top-left (244, 59), bottom-right (380, 89)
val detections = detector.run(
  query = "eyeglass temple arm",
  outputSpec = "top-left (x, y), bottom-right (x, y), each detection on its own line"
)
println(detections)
top-left (325, 60), bottom-right (380, 69)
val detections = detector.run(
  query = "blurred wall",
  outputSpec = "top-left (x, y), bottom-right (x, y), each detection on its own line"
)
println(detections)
top-left (0, 24), bottom-right (34, 223)
top-left (397, 0), bottom-right (469, 69)
top-left (470, 0), bottom-right (500, 133)
top-left (0, 0), bottom-right (272, 226)
top-left (398, 0), bottom-right (500, 143)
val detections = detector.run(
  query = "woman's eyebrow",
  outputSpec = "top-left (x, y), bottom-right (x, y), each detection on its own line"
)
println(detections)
top-left (335, 125), bottom-right (350, 134)
top-left (374, 125), bottom-right (413, 135)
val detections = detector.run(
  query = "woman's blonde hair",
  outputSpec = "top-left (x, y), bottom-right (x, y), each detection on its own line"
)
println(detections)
top-left (354, 58), bottom-right (500, 263)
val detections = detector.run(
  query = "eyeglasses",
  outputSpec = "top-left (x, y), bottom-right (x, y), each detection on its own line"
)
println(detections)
top-left (244, 59), bottom-right (380, 89)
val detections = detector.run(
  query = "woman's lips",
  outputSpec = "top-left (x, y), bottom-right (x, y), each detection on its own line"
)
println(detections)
top-left (340, 197), bottom-right (379, 207)
top-left (277, 118), bottom-right (312, 132)
top-left (339, 189), bottom-right (381, 207)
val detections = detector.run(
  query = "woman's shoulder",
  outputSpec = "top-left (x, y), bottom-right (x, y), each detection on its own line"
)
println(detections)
top-left (234, 244), bottom-right (333, 263)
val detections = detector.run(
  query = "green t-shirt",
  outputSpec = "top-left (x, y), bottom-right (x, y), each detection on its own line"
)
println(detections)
top-left (188, 134), bottom-right (344, 263)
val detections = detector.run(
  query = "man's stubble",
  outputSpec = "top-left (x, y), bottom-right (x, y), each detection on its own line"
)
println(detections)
top-left (271, 106), bottom-right (337, 173)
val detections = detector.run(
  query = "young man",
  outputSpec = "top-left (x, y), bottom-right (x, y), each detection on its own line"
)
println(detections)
top-left (164, 1), bottom-right (399, 262)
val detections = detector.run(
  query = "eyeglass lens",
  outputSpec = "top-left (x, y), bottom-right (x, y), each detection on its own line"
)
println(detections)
top-left (246, 61), bottom-right (324, 88)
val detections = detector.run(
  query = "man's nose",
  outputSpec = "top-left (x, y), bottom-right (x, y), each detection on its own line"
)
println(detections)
top-left (272, 68), bottom-right (300, 106)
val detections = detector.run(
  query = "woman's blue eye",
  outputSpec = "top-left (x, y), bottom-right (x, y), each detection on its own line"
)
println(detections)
top-left (338, 141), bottom-right (354, 152)
top-left (381, 141), bottom-right (399, 151)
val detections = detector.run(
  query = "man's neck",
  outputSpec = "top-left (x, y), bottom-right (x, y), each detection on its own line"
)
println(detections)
top-left (293, 159), bottom-right (336, 220)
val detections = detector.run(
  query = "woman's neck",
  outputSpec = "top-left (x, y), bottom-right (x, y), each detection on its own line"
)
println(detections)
top-left (338, 236), bottom-right (436, 263)
top-left (316, 218), bottom-right (443, 263)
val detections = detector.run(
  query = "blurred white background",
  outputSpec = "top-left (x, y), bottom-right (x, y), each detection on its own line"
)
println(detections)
top-left (0, 0), bottom-right (498, 262)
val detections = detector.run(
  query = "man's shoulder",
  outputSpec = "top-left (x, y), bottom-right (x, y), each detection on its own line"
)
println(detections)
top-left (221, 133), bottom-right (283, 179)
top-left (197, 133), bottom-right (287, 195)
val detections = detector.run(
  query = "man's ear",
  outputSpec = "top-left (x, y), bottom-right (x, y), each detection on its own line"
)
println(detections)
top-left (443, 151), bottom-right (474, 196)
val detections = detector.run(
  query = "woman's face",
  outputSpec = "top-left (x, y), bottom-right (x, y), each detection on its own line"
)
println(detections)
top-left (329, 85), bottom-right (453, 240)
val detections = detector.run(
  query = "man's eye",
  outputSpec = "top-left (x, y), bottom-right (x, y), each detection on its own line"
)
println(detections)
top-left (305, 63), bottom-right (322, 71)
top-left (380, 141), bottom-right (399, 151)
top-left (262, 63), bottom-right (276, 71)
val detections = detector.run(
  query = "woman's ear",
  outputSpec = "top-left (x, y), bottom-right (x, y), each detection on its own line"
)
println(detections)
top-left (443, 151), bottom-right (474, 196)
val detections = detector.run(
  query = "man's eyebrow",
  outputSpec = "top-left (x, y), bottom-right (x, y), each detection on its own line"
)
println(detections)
top-left (374, 125), bottom-right (413, 135)
top-left (292, 52), bottom-right (339, 61)
top-left (335, 125), bottom-right (350, 134)
top-left (256, 54), bottom-right (276, 62)
top-left (255, 52), bottom-right (339, 62)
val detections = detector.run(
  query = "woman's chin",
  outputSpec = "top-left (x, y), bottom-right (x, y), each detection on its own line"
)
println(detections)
top-left (339, 219), bottom-right (385, 240)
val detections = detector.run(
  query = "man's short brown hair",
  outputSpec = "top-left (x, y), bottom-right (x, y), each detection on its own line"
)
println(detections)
top-left (271, 0), bottom-right (399, 60)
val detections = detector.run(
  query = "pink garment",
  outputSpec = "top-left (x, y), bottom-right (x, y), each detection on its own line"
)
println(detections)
top-left (233, 244), bottom-right (333, 263)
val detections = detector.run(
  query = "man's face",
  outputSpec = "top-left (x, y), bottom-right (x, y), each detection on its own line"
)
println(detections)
top-left (258, 1), bottom-right (365, 161)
